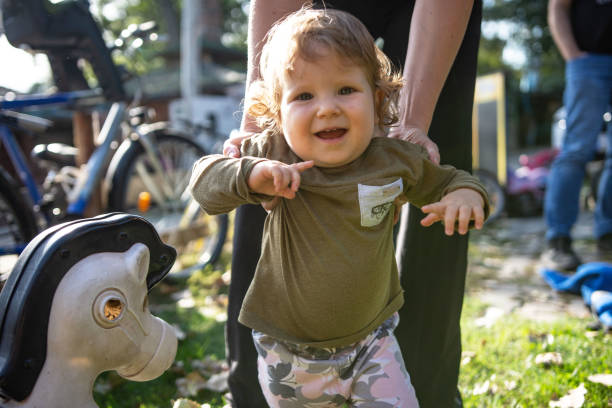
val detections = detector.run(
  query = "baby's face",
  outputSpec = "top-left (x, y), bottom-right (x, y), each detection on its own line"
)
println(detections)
top-left (278, 50), bottom-right (381, 167)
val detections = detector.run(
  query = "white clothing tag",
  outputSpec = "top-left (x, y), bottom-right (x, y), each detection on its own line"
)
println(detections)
top-left (358, 178), bottom-right (403, 227)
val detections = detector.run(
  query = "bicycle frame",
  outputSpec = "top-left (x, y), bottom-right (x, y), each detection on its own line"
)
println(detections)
top-left (1, 89), bottom-right (196, 254)
top-left (0, 90), bottom-right (124, 235)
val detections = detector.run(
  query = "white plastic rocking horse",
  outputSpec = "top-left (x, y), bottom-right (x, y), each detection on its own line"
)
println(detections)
top-left (0, 213), bottom-right (178, 408)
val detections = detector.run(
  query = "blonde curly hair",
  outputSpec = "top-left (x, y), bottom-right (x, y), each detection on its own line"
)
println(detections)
top-left (245, 7), bottom-right (403, 134)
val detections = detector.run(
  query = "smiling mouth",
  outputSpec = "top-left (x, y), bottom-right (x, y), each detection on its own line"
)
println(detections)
top-left (315, 128), bottom-right (347, 139)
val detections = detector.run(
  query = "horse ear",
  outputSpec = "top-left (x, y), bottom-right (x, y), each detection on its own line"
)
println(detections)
top-left (125, 243), bottom-right (150, 283)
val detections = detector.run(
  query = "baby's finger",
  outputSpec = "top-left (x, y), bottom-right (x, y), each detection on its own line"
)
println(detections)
top-left (421, 202), bottom-right (443, 214)
top-left (472, 205), bottom-right (485, 230)
top-left (420, 213), bottom-right (441, 227)
top-left (271, 167), bottom-right (289, 194)
top-left (293, 160), bottom-right (315, 172)
top-left (444, 204), bottom-right (459, 235)
top-left (289, 167), bottom-right (302, 192)
top-left (457, 205), bottom-right (471, 235)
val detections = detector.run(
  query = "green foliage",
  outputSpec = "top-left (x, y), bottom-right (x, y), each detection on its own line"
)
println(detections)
top-left (89, 0), bottom-right (249, 75)
top-left (481, 0), bottom-right (565, 93)
top-left (219, 0), bottom-right (249, 53)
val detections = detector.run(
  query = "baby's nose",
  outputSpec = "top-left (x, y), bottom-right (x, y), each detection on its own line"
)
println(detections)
top-left (316, 98), bottom-right (340, 118)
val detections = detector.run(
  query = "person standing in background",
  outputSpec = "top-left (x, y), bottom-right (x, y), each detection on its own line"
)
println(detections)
top-left (223, 1), bottom-right (482, 407)
top-left (542, 0), bottom-right (612, 271)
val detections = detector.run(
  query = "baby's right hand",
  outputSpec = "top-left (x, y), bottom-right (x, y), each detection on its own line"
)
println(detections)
top-left (248, 160), bottom-right (314, 199)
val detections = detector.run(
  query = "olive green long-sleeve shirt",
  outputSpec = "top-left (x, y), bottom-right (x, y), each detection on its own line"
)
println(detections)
top-left (189, 132), bottom-right (489, 347)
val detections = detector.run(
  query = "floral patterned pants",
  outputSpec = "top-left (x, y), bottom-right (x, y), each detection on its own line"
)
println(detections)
top-left (252, 314), bottom-right (419, 407)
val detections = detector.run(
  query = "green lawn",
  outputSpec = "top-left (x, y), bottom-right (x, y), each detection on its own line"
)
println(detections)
top-left (459, 297), bottom-right (611, 407)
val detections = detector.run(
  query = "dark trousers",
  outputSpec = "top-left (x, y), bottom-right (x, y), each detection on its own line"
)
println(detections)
top-left (226, 2), bottom-right (482, 407)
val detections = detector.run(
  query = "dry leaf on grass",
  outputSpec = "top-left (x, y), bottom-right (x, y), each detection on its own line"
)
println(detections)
top-left (172, 398), bottom-right (203, 408)
top-left (473, 380), bottom-right (490, 396)
top-left (461, 351), bottom-right (476, 366)
top-left (204, 371), bottom-right (229, 393)
top-left (176, 372), bottom-right (208, 397)
top-left (549, 383), bottom-right (587, 408)
top-left (535, 352), bottom-right (563, 366)
top-left (587, 374), bottom-right (612, 387)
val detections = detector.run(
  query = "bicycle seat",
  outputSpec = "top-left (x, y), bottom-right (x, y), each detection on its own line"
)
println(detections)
top-left (31, 143), bottom-right (78, 168)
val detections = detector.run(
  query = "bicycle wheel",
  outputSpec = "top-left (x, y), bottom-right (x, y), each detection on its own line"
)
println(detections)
top-left (107, 131), bottom-right (228, 274)
top-left (474, 169), bottom-right (505, 223)
top-left (0, 168), bottom-right (38, 255)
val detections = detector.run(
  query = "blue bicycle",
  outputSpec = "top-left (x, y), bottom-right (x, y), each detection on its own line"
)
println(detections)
top-left (0, 90), bottom-right (228, 273)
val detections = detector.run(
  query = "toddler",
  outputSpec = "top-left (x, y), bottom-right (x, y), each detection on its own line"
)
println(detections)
top-left (190, 7), bottom-right (489, 407)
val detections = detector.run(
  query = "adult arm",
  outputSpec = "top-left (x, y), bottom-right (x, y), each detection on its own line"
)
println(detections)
top-left (548, 0), bottom-right (583, 61)
top-left (224, 0), bottom-right (307, 157)
top-left (388, 0), bottom-right (474, 164)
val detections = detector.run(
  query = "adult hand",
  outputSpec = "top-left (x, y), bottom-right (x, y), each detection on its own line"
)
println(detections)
top-left (388, 125), bottom-right (440, 165)
top-left (223, 129), bottom-right (257, 158)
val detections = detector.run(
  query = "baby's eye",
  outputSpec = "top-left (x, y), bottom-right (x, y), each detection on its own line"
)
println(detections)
top-left (295, 93), bottom-right (312, 101)
top-left (339, 87), bottom-right (355, 95)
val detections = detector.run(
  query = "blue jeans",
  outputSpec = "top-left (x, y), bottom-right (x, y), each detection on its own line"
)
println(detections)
top-left (545, 54), bottom-right (612, 240)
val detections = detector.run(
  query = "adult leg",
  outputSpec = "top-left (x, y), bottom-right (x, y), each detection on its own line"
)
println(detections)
top-left (226, 204), bottom-right (268, 407)
top-left (596, 120), bottom-right (612, 241)
top-left (392, 2), bottom-right (482, 407)
top-left (545, 56), bottom-right (612, 242)
top-left (593, 57), bottom-right (612, 241)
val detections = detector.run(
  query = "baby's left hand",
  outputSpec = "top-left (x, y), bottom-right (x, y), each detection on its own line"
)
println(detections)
top-left (420, 188), bottom-right (485, 235)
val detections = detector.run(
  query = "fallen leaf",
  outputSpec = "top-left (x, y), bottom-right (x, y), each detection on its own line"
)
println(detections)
top-left (192, 356), bottom-right (228, 376)
top-left (204, 371), bottom-right (229, 393)
top-left (504, 380), bottom-right (517, 391)
top-left (461, 351), bottom-right (476, 366)
top-left (473, 380), bottom-right (490, 396)
top-left (535, 352), bottom-right (563, 366)
top-left (176, 372), bottom-right (208, 397)
top-left (588, 374), bottom-right (612, 387)
top-left (172, 399), bottom-right (202, 408)
top-left (221, 271), bottom-right (231, 285)
top-left (549, 383), bottom-right (587, 407)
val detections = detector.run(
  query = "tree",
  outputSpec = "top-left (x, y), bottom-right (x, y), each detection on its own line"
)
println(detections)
top-left (481, 0), bottom-right (565, 94)
top-left (90, 0), bottom-right (248, 73)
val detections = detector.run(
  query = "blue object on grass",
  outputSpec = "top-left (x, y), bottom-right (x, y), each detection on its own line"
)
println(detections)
top-left (540, 262), bottom-right (612, 327)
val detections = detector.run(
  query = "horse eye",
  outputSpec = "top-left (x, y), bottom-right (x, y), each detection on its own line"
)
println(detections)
top-left (104, 298), bottom-right (123, 321)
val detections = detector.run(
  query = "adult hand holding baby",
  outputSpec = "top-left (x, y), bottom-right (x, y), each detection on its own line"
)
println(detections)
top-left (388, 124), bottom-right (440, 165)
top-left (223, 129), bottom-right (257, 158)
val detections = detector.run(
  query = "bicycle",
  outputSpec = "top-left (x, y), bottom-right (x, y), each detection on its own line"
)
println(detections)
top-left (0, 90), bottom-right (226, 271)
top-left (0, 18), bottom-right (228, 274)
